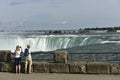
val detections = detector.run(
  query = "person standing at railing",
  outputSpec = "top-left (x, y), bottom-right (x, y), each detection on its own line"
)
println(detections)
top-left (24, 45), bottom-right (32, 74)
top-left (14, 45), bottom-right (23, 74)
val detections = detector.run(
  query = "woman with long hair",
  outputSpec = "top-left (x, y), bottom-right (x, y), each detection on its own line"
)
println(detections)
top-left (14, 45), bottom-right (23, 74)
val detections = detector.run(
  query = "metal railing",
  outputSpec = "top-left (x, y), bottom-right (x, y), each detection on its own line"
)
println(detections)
top-left (69, 52), bottom-right (120, 63)
top-left (31, 52), bottom-right (54, 62)
top-left (11, 52), bottom-right (54, 62)
top-left (11, 52), bottom-right (120, 63)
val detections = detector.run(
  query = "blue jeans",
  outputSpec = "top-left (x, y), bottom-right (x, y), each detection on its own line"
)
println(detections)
top-left (15, 57), bottom-right (21, 66)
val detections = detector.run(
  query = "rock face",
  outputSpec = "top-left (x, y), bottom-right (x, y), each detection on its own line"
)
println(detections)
top-left (0, 50), bottom-right (11, 62)
top-left (69, 62), bottom-right (86, 74)
top-left (86, 62), bottom-right (110, 74)
top-left (54, 50), bottom-right (68, 63)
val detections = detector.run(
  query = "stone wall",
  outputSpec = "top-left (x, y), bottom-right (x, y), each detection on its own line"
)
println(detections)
top-left (0, 62), bottom-right (120, 74)
top-left (86, 62), bottom-right (110, 74)
top-left (0, 50), bottom-right (120, 74)
top-left (0, 50), bottom-right (11, 62)
top-left (54, 50), bottom-right (68, 63)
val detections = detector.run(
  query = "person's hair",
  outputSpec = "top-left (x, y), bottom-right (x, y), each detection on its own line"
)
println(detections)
top-left (16, 45), bottom-right (20, 51)
top-left (27, 45), bottom-right (30, 48)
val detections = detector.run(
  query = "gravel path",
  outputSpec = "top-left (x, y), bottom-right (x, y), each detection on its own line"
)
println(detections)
top-left (0, 72), bottom-right (120, 80)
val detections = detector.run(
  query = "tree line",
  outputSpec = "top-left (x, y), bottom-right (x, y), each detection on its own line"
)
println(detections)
top-left (81, 26), bottom-right (120, 32)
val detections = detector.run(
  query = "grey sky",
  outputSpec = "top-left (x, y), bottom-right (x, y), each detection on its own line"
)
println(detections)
top-left (0, 0), bottom-right (120, 30)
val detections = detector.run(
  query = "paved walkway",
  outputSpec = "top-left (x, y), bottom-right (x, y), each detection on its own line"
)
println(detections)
top-left (0, 72), bottom-right (120, 80)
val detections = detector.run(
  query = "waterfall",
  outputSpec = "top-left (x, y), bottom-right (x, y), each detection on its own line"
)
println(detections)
top-left (0, 35), bottom-right (104, 52)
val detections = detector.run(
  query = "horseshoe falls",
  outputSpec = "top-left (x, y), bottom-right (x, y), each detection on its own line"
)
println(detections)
top-left (0, 31), bottom-right (120, 52)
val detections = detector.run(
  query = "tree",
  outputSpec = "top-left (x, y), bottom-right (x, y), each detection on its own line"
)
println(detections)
top-left (107, 28), bottom-right (117, 32)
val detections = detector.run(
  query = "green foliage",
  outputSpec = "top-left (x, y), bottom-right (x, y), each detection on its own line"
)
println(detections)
top-left (83, 26), bottom-right (119, 32)
top-left (107, 28), bottom-right (117, 32)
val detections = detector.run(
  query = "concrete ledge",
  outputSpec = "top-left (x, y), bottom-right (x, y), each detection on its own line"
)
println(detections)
top-left (69, 62), bottom-right (86, 74)
top-left (49, 63), bottom-right (69, 73)
top-left (87, 62), bottom-right (110, 74)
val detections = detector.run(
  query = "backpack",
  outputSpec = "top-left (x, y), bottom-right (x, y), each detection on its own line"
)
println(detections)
top-left (24, 48), bottom-right (29, 56)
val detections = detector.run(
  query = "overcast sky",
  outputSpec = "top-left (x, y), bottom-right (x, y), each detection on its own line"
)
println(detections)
top-left (0, 0), bottom-right (120, 30)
